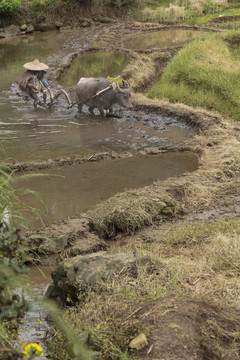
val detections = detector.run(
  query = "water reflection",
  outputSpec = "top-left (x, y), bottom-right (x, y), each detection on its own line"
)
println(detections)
top-left (123, 29), bottom-right (205, 51)
top-left (17, 266), bottom-right (54, 360)
top-left (60, 51), bottom-right (130, 87)
top-left (16, 152), bottom-right (198, 229)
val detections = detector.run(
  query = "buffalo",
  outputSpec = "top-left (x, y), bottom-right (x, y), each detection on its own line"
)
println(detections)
top-left (76, 77), bottom-right (132, 116)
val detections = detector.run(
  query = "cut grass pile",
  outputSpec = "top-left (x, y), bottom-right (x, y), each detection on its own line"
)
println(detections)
top-left (87, 187), bottom-right (176, 239)
top-left (147, 31), bottom-right (240, 120)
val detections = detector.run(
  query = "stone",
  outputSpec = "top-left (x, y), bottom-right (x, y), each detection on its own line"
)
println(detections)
top-left (26, 25), bottom-right (35, 33)
top-left (79, 18), bottom-right (94, 25)
top-left (46, 252), bottom-right (137, 304)
top-left (59, 26), bottom-right (72, 31)
top-left (20, 24), bottom-right (27, 31)
top-left (129, 333), bottom-right (148, 350)
top-left (93, 17), bottom-right (115, 23)
top-left (81, 21), bottom-right (90, 27)
top-left (27, 217), bottom-right (107, 264)
top-left (38, 236), bottom-right (68, 255)
top-left (4, 25), bottom-right (19, 37)
top-left (36, 23), bottom-right (56, 32)
top-left (55, 21), bottom-right (64, 28)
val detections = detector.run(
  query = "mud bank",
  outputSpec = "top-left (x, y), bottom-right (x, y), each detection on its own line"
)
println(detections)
top-left (7, 151), bottom-right (131, 173)
top-left (25, 94), bottom-right (240, 261)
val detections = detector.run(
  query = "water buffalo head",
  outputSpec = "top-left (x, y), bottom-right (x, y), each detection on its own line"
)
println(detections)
top-left (112, 82), bottom-right (133, 109)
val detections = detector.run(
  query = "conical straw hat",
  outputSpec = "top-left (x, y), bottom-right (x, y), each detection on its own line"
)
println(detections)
top-left (23, 59), bottom-right (49, 71)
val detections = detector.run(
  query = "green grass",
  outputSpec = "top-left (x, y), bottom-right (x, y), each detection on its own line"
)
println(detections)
top-left (147, 31), bottom-right (240, 121)
top-left (142, 0), bottom-right (171, 8)
top-left (189, 8), bottom-right (240, 25)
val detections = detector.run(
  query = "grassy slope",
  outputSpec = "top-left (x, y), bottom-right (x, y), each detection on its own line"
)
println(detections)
top-left (147, 31), bottom-right (240, 120)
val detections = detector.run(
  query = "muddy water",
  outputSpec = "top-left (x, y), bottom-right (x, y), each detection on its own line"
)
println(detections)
top-left (0, 28), bottom-right (193, 161)
top-left (60, 51), bottom-right (131, 87)
top-left (123, 29), bottom-right (205, 51)
top-left (17, 266), bottom-right (54, 359)
top-left (17, 152), bottom-right (198, 229)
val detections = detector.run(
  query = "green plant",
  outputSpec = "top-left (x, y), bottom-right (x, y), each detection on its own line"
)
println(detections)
top-left (104, 0), bottom-right (137, 7)
top-left (0, 0), bottom-right (21, 15)
top-left (28, 0), bottom-right (54, 12)
top-left (0, 166), bottom-right (46, 264)
top-left (147, 32), bottom-right (240, 121)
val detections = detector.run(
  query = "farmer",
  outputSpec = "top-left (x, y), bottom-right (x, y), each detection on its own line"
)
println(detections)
top-left (15, 59), bottom-right (51, 108)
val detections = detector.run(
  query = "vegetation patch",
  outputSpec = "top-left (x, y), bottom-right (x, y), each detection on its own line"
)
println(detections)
top-left (87, 188), bottom-right (176, 239)
top-left (140, 0), bottom-right (229, 24)
top-left (48, 214), bottom-right (240, 360)
top-left (147, 31), bottom-right (240, 120)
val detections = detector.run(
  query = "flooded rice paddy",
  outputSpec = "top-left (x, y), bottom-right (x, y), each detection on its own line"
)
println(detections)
top-left (60, 51), bottom-right (131, 87)
top-left (17, 152), bottom-right (198, 229)
top-left (123, 29), bottom-right (205, 51)
top-left (0, 26), bottom-right (198, 228)
top-left (0, 27), bottom-right (193, 161)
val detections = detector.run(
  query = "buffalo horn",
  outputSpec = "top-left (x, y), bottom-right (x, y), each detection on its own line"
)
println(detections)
top-left (116, 82), bottom-right (131, 94)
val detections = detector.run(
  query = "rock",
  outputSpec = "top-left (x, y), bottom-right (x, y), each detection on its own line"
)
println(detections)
top-left (38, 236), bottom-right (68, 255)
top-left (20, 24), bottom-right (27, 31)
top-left (129, 333), bottom-right (148, 350)
top-left (36, 23), bottom-right (56, 31)
top-left (26, 25), bottom-right (35, 33)
top-left (81, 21), bottom-right (90, 28)
top-left (27, 217), bottom-right (107, 263)
top-left (55, 21), bottom-right (64, 28)
top-left (4, 25), bottom-right (19, 37)
top-left (93, 17), bottom-right (115, 24)
top-left (59, 26), bottom-right (72, 31)
top-left (79, 18), bottom-right (94, 25)
top-left (66, 233), bottom-right (105, 257)
top-left (46, 252), bottom-right (137, 304)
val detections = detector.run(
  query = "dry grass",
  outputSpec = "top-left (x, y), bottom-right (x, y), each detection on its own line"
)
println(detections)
top-left (134, 216), bottom-right (240, 305)
top-left (141, 5), bottom-right (186, 23)
top-left (175, 0), bottom-right (228, 14)
top-left (87, 187), bottom-right (176, 238)
top-left (121, 54), bottom-right (156, 90)
top-left (141, 0), bottom-right (228, 23)
top-left (49, 215), bottom-right (240, 359)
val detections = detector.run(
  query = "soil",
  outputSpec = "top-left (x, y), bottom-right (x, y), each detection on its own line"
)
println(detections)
top-left (210, 15), bottom-right (240, 23)
top-left (128, 296), bottom-right (240, 360)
